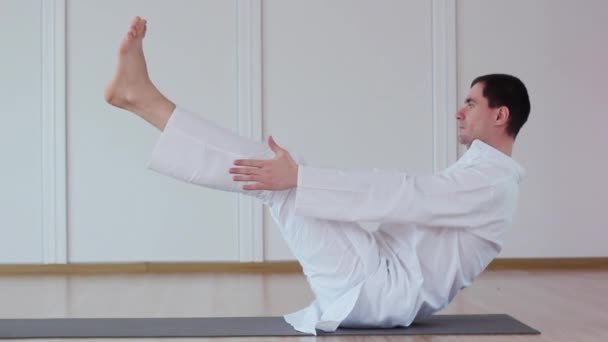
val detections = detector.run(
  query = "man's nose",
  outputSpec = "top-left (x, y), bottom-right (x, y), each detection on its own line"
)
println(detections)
top-left (455, 109), bottom-right (464, 120)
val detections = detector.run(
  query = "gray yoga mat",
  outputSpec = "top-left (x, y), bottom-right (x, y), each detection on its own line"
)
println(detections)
top-left (0, 314), bottom-right (539, 338)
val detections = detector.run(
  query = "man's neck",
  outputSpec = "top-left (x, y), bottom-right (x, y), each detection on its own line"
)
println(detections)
top-left (494, 140), bottom-right (513, 157)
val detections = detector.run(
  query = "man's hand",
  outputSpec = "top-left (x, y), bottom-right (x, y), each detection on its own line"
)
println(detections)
top-left (230, 136), bottom-right (298, 191)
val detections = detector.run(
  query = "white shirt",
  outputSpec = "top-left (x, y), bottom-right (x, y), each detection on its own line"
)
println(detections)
top-left (145, 107), bottom-right (525, 335)
top-left (287, 139), bottom-right (525, 334)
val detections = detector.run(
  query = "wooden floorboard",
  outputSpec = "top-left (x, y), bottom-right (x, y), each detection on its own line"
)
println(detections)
top-left (0, 269), bottom-right (606, 341)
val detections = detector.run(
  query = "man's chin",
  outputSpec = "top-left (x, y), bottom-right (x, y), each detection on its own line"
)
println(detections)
top-left (458, 136), bottom-right (470, 146)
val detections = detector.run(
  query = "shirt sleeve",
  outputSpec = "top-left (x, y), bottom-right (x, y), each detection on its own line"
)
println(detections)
top-left (294, 165), bottom-right (498, 229)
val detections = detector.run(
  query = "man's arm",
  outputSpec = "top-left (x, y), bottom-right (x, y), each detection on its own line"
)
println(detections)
top-left (231, 145), bottom-right (499, 228)
top-left (293, 165), bottom-right (496, 228)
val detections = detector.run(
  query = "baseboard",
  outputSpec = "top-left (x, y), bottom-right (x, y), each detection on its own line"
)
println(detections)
top-left (0, 262), bottom-right (302, 275)
top-left (0, 258), bottom-right (606, 275)
top-left (486, 257), bottom-right (608, 271)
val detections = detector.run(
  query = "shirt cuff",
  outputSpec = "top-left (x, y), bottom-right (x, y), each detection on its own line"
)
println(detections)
top-left (145, 107), bottom-right (207, 181)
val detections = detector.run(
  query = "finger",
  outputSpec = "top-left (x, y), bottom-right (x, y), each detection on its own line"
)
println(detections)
top-left (234, 159), bottom-right (265, 168)
top-left (232, 175), bottom-right (260, 182)
top-left (268, 135), bottom-right (283, 154)
top-left (229, 167), bottom-right (258, 175)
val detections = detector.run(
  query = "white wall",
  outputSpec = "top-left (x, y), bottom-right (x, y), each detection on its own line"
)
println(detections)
top-left (0, 0), bottom-right (43, 263)
top-left (457, 0), bottom-right (608, 257)
top-left (261, 0), bottom-right (434, 259)
top-left (67, 0), bottom-right (241, 262)
top-left (0, 0), bottom-right (606, 264)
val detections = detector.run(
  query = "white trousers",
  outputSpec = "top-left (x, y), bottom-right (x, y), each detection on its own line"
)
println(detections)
top-left (146, 107), bottom-right (386, 333)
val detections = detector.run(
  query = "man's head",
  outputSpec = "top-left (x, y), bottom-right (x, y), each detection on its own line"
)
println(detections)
top-left (456, 74), bottom-right (530, 148)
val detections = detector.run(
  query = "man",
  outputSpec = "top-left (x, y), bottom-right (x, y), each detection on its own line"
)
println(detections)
top-left (105, 17), bottom-right (530, 335)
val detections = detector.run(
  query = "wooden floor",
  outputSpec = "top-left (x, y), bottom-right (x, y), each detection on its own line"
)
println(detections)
top-left (0, 269), bottom-right (606, 341)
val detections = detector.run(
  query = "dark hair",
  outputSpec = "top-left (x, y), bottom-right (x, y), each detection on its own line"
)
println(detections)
top-left (471, 74), bottom-right (530, 138)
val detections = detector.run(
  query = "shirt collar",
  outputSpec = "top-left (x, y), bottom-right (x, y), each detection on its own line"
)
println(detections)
top-left (467, 139), bottom-right (527, 181)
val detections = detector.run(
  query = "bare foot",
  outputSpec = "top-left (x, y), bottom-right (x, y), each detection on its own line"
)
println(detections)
top-left (105, 16), bottom-right (174, 130)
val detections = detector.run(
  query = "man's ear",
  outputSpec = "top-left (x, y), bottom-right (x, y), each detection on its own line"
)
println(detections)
top-left (495, 106), bottom-right (510, 127)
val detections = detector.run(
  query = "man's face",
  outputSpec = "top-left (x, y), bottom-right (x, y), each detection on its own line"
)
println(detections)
top-left (455, 82), bottom-right (496, 147)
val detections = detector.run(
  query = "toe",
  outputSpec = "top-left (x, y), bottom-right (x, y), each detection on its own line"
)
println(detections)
top-left (136, 18), bottom-right (146, 36)
top-left (130, 16), bottom-right (140, 27)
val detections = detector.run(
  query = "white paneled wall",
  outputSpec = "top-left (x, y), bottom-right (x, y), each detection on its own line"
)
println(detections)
top-left (457, 0), bottom-right (608, 257)
top-left (66, 0), bottom-right (241, 262)
top-left (0, 0), bottom-right (44, 263)
top-left (0, 0), bottom-right (606, 264)
top-left (261, 0), bottom-right (439, 260)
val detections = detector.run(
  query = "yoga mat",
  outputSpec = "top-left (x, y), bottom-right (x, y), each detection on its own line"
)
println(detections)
top-left (0, 314), bottom-right (540, 338)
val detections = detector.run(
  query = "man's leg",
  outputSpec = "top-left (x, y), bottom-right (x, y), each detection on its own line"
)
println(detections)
top-left (105, 17), bottom-right (381, 312)
top-left (105, 17), bottom-right (279, 203)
